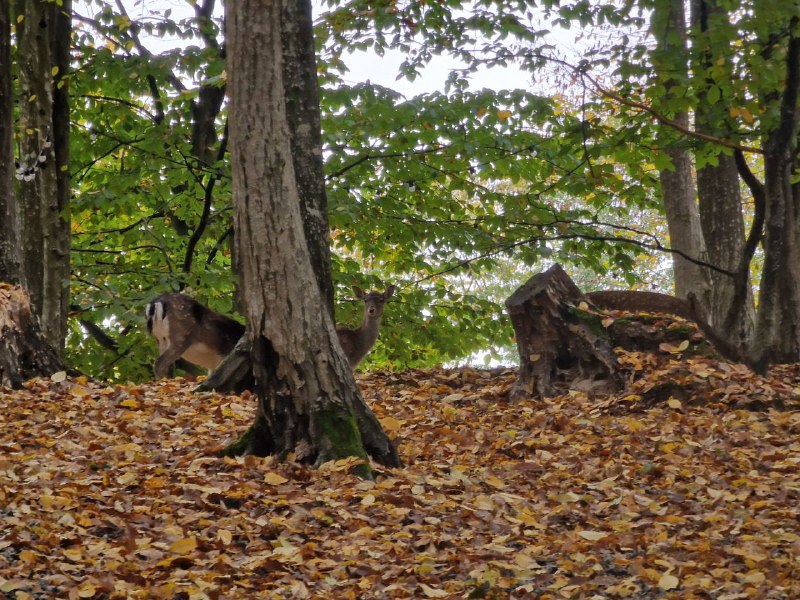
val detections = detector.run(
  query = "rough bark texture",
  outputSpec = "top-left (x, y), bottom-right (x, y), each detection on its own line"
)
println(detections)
top-left (14, 0), bottom-right (71, 354)
top-left (505, 265), bottom-right (624, 401)
top-left (651, 0), bottom-right (712, 317)
top-left (227, 0), bottom-right (399, 471)
top-left (282, 0), bottom-right (334, 317)
top-left (753, 29), bottom-right (800, 370)
top-left (691, 0), bottom-right (755, 348)
top-left (0, 285), bottom-right (63, 389)
top-left (0, 0), bottom-right (21, 284)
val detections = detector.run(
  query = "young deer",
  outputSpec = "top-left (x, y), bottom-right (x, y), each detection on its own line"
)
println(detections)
top-left (145, 293), bottom-right (245, 379)
top-left (336, 285), bottom-right (395, 368)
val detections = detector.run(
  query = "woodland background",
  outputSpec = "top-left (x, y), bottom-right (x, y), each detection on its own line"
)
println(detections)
top-left (2, 2), bottom-right (800, 598)
top-left (5, 0), bottom-right (799, 379)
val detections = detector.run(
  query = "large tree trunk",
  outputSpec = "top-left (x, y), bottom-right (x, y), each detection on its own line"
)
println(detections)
top-left (750, 16), bottom-right (800, 372)
top-left (651, 0), bottom-right (712, 317)
top-left (227, 0), bottom-right (399, 473)
top-left (14, 0), bottom-right (71, 355)
top-left (691, 0), bottom-right (755, 349)
top-left (0, 285), bottom-right (63, 388)
top-left (0, 0), bottom-right (21, 284)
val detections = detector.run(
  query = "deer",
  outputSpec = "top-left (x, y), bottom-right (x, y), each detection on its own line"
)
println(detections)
top-left (145, 293), bottom-right (245, 379)
top-left (336, 285), bottom-right (396, 369)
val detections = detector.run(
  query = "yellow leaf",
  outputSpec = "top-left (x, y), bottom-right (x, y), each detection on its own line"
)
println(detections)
top-left (497, 110), bottom-right (512, 121)
top-left (169, 537), bottom-right (197, 555)
top-left (264, 472), bottom-right (288, 486)
top-left (51, 371), bottom-right (67, 383)
top-left (577, 530), bottom-right (608, 541)
top-left (28, 95), bottom-right (37, 103)
top-left (742, 570), bottom-right (765, 584)
top-left (51, 66), bottom-right (59, 77)
top-left (667, 398), bottom-right (682, 409)
top-left (217, 529), bottom-right (232, 545)
top-left (484, 475), bottom-right (507, 489)
top-left (361, 493), bottom-right (376, 506)
top-left (379, 415), bottom-right (402, 435)
top-left (740, 107), bottom-right (754, 124)
top-left (677, 339), bottom-right (690, 351)
top-left (63, 548), bottom-right (83, 561)
top-left (420, 584), bottom-right (449, 598)
top-left (119, 398), bottom-right (139, 409)
top-left (117, 471), bottom-right (136, 485)
top-left (658, 573), bottom-right (679, 590)
top-left (77, 583), bottom-right (97, 598)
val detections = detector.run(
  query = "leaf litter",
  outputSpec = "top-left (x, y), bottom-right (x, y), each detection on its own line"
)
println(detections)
top-left (1, 348), bottom-right (799, 599)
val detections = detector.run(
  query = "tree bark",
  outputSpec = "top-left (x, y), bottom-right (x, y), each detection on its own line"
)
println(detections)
top-left (14, 0), bottom-right (71, 354)
top-left (0, 0), bottom-right (21, 284)
top-left (227, 0), bottom-right (399, 472)
top-left (505, 265), bottom-right (624, 401)
top-left (0, 285), bottom-right (63, 389)
top-left (691, 0), bottom-right (754, 348)
top-left (282, 0), bottom-right (334, 317)
top-left (651, 0), bottom-right (712, 316)
top-left (752, 26), bottom-right (800, 369)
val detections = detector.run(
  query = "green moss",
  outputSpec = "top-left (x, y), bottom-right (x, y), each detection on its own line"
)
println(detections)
top-left (569, 307), bottom-right (609, 338)
top-left (218, 424), bottom-right (255, 458)
top-left (315, 406), bottom-right (373, 479)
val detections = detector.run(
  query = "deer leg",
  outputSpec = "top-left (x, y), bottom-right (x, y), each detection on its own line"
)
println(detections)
top-left (154, 332), bottom-right (193, 379)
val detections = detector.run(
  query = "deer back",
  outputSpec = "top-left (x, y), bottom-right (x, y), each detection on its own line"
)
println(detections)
top-left (146, 293), bottom-right (244, 376)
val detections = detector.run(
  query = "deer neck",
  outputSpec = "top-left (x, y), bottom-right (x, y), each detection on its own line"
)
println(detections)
top-left (358, 313), bottom-right (382, 345)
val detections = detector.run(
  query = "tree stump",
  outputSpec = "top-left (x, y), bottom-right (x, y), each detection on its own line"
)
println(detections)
top-left (0, 284), bottom-right (63, 389)
top-left (505, 265), bottom-right (624, 401)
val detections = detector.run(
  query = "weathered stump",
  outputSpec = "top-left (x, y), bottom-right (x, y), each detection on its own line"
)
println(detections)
top-left (0, 284), bottom-right (63, 389)
top-left (505, 265), bottom-right (624, 401)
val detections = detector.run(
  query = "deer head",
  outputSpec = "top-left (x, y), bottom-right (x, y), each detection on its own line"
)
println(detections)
top-left (145, 293), bottom-right (245, 379)
top-left (336, 285), bottom-right (396, 369)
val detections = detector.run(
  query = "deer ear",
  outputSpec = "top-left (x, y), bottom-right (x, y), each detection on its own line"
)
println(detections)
top-left (353, 286), bottom-right (365, 299)
top-left (385, 285), bottom-right (396, 299)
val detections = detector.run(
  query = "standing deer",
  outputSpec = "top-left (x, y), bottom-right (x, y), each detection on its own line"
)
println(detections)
top-left (336, 285), bottom-right (395, 368)
top-left (145, 293), bottom-right (244, 379)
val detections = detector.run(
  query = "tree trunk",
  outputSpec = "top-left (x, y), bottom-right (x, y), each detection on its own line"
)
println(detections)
top-left (750, 17), bottom-right (800, 371)
top-left (651, 0), bottom-right (712, 316)
top-left (0, 0), bottom-right (21, 284)
top-left (505, 265), bottom-right (624, 401)
top-left (691, 0), bottom-right (755, 348)
top-left (227, 0), bottom-right (400, 473)
top-left (282, 0), bottom-right (334, 317)
top-left (14, 0), bottom-right (71, 355)
top-left (0, 285), bottom-right (63, 388)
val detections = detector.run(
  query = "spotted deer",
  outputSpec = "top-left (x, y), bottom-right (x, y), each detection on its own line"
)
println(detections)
top-left (336, 285), bottom-right (395, 368)
top-left (145, 293), bottom-right (245, 379)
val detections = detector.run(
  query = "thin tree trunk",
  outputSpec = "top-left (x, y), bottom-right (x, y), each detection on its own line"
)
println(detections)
top-left (227, 0), bottom-right (399, 472)
top-left (651, 0), bottom-right (712, 316)
top-left (0, 0), bottom-right (21, 284)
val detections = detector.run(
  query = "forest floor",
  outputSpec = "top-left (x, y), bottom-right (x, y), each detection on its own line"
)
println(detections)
top-left (1, 341), bottom-right (800, 599)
